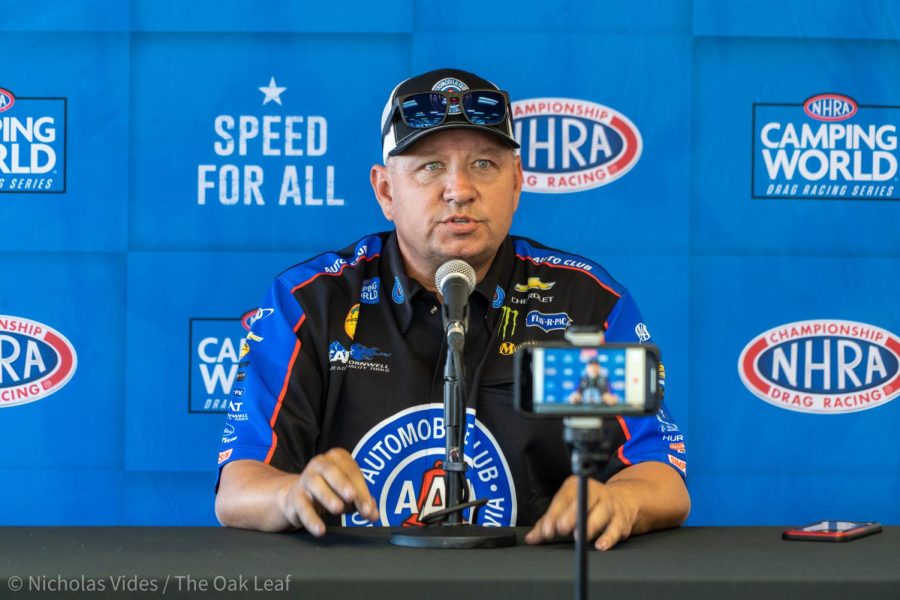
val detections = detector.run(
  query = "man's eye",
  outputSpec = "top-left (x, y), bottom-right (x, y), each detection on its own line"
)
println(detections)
top-left (423, 162), bottom-right (442, 171)
top-left (473, 159), bottom-right (492, 169)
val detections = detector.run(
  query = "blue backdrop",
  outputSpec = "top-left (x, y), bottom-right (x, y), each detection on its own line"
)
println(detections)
top-left (1, 0), bottom-right (898, 526)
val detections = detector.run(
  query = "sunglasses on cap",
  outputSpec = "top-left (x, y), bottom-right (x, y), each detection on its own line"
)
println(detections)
top-left (383, 89), bottom-right (511, 134)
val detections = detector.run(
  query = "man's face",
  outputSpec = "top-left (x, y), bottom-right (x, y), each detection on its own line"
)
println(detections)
top-left (587, 363), bottom-right (600, 378)
top-left (371, 129), bottom-right (522, 285)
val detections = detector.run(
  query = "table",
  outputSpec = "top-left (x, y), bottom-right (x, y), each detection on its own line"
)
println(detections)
top-left (0, 527), bottom-right (896, 599)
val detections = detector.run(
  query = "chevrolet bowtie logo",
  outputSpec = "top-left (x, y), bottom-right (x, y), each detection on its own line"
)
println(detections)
top-left (514, 278), bottom-right (555, 292)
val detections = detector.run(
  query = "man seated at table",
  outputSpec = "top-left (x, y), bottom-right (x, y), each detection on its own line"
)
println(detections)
top-left (567, 358), bottom-right (621, 406)
top-left (215, 68), bottom-right (690, 551)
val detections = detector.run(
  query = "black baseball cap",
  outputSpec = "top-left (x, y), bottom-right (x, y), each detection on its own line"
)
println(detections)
top-left (380, 68), bottom-right (520, 163)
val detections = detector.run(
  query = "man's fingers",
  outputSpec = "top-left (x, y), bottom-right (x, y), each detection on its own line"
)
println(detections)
top-left (524, 516), bottom-right (547, 544)
top-left (524, 477), bottom-right (577, 543)
top-left (553, 499), bottom-right (580, 536)
top-left (302, 472), bottom-right (348, 514)
top-left (325, 449), bottom-right (379, 521)
top-left (291, 489), bottom-right (326, 537)
top-left (594, 516), bottom-right (627, 551)
top-left (310, 456), bottom-right (356, 501)
top-left (527, 477), bottom-right (622, 545)
top-left (585, 499), bottom-right (614, 542)
top-left (304, 450), bottom-right (378, 521)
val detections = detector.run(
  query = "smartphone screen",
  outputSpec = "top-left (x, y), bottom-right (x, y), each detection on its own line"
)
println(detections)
top-left (802, 521), bottom-right (867, 532)
top-left (519, 344), bottom-right (659, 416)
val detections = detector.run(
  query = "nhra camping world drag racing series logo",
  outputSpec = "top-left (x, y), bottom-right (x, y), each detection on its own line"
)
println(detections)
top-left (0, 87), bottom-right (67, 193)
top-left (753, 94), bottom-right (899, 200)
top-left (197, 77), bottom-right (344, 207)
top-left (0, 315), bottom-right (77, 408)
top-left (188, 311), bottom-right (260, 413)
top-left (342, 404), bottom-right (517, 528)
top-left (738, 320), bottom-right (900, 414)
top-left (512, 98), bottom-right (642, 193)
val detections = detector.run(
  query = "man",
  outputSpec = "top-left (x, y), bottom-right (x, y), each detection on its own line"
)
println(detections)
top-left (568, 358), bottom-right (620, 406)
top-left (215, 68), bottom-right (689, 550)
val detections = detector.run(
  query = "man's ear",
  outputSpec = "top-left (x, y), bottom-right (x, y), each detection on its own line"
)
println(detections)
top-left (512, 153), bottom-right (523, 212)
top-left (370, 163), bottom-right (394, 222)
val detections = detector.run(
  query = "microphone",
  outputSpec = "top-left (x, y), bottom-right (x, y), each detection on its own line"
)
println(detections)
top-left (434, 259), bottom-right (476, 350)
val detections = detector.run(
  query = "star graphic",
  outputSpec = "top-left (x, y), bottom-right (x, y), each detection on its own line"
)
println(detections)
top-left (258, 77), bottom-right (286, 106)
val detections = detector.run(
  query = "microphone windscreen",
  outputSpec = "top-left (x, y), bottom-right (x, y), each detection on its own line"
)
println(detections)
top-left (435, 259), bottom-right (476, 296)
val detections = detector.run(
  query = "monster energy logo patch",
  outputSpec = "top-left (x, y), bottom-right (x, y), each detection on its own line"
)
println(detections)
top-left (499, 306), bottom-right (518, 339)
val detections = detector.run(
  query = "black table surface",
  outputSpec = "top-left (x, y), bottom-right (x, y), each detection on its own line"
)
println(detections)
top-left (0, 526), bottom-right (896, 599)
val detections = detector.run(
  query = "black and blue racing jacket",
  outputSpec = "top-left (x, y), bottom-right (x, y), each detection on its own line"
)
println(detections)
top-left (218, 231), bottom-right (686, 527)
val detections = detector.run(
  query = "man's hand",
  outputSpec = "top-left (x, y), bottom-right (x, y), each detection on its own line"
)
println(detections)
top-left (524, 461), bottom-right (690, 551)
top-left (278, 448), bottom-right (379, 536)
top-left (215, 450), bottom-right (379, 534)
top-left (525, 476), bottom-right (636, 550)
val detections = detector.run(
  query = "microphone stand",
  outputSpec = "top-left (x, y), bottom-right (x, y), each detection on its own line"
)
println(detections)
top-left (443, 341), bottom-right (467, 526)
top-left (563, 417), bottom-right (613, 600)
top-left (390, 303), bottom-right (517, 549)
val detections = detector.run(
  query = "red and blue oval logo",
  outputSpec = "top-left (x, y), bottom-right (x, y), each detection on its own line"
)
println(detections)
top-left (0, 316), bottom-right (78, 408)
top-left (240, 309), bottom-right (256, 331)
top-left (241, 307), bottom-right (274, 331)
top-left (803, 93), bottom-right (857, 122)
top-left (0, 88), bottom-right (14, 114)
top-left (738, 319), bottom-right (900, 414)
top-left (512, 97), bottom-right (642, 194)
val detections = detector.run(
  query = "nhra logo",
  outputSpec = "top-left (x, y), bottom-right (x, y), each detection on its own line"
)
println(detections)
top-left (512, 97), bottom-right (642, 193)
top-left (189, 316), bottom-right (251, 413)
top-left (241, 307), bottom-right (273, 331)
top-left (0, 89), bottom-right (14, 113)
top-left (738, 320), bottom-right (900, 414)
top-left (0, 87), bottom-right (67, 193)
top-left (0, 316), bottom-right (77, 408)
top-left (804, 94), bottom-right (857, 122)
top-left (753, 94), bottom-right (898, 200)
top-left (342, 404), bottom-right (517, 528)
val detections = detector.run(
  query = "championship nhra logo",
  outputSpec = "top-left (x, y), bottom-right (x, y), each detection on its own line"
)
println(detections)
top-left (0, 87), bottom-right (67, 193)
top-left (753, 94), bottom-right (898, 200)
top-left (343, 404), bottom-right (517, 528)
top-left (0, 315), bottom-right (77, 408)
top-left (188, 312), bottom-right (255, 413)
top-left (738, 319), bottom-right (900, 414)
top-left (512, 98), bottom-right (642, 193)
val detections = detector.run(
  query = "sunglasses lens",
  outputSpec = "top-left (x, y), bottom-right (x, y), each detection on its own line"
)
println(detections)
top-left (462, 91), bottom-right (507, 125)
top-left (400, 93), bottom-right (448, 129)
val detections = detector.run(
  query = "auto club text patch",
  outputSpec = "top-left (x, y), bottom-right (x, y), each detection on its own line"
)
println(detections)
top-left (342, 404), bottom-right (517, 527)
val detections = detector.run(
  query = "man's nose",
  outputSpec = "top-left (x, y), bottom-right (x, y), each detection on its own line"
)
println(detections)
top-left (442, 166), bottom-right (476, 205)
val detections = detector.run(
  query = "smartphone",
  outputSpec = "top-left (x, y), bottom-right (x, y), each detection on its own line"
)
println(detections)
top-left (514, 343), bottom-right (662, 417)
top-left (782, 521), bottom-right (882, 542)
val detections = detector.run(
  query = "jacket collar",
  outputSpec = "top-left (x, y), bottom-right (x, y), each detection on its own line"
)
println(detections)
top-left (381, 231), bottom-right (514, 334)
